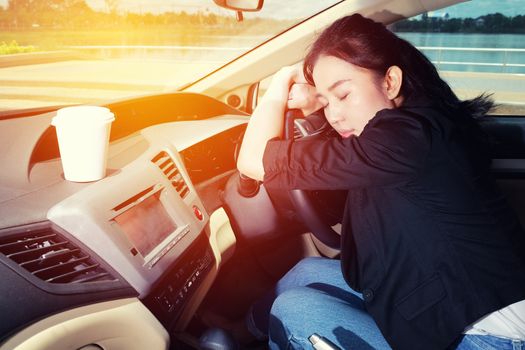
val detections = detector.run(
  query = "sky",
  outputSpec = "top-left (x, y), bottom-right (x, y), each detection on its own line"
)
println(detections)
top-left (0, 0), bottom-right (524, 18)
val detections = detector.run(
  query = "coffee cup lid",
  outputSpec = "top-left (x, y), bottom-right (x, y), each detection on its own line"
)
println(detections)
top-left (52, 106), bottom-right (115, 126)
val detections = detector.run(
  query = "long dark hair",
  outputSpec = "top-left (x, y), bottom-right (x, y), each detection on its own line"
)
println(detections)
top-left (303, 14), bottom-right (493, 120)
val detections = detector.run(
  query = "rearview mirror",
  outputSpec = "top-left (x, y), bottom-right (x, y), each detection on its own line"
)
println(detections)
top-left (212, 0), bottom-right (264, 12)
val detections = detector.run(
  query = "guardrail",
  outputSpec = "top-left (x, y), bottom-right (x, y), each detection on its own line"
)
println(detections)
top-left (418, 46), bottom-right (525, 73)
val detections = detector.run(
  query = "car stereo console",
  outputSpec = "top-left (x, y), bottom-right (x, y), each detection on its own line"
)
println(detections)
top-left (47, 142), bottom-right (210, 297)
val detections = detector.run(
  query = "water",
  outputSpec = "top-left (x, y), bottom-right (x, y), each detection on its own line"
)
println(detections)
top-left (77, 32), bottom-right (525, 74)
top-left (396, 33), bottom-right (525, 74)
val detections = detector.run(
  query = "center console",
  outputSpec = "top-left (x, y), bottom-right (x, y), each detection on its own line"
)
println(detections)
top-left (43, 119), bottom-right (247, 335)
top-left (47, 144), bottom-right (210, 297)
top-left (143, 232), bottom-right (214, 330)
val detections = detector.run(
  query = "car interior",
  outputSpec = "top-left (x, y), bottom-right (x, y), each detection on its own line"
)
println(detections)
top-left (0, 0), bottom-right (524, 349)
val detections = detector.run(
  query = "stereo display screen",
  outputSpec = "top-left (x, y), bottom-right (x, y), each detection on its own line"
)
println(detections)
top-left (114, 191), bottom-right (177, 257)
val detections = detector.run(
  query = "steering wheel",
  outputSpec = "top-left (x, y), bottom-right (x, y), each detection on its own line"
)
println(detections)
top-left (284, 109), bottom-right (342, 250)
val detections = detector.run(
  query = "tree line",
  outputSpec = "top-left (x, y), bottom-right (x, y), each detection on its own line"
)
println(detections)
top-left (393, 12), bottom-right (525, 34)
top-left (0, 0), bottom-right (277, 32)
top-left (1, 0), bottom-right (523, 34)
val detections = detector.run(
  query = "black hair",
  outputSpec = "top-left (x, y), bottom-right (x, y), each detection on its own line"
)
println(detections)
top-left (303, 14), bottom-right (493, 120)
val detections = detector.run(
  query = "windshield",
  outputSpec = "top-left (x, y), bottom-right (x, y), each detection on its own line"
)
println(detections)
top-left (0, 0), bottom-right (339, 112)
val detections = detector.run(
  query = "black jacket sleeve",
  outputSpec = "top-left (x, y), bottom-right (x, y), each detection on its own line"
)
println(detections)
top-left (262, 109), bottom-right (432, 190)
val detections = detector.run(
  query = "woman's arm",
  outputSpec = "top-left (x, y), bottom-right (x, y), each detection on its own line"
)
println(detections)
top-left (262, 110), bottom-right (432, 191)
top-left (237, 66), bottom-right (323, 181)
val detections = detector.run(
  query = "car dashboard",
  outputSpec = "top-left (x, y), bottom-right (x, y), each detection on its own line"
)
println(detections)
top-left (0, 93), bottom-right (249, 349)
top-left (48, 118), bottom-right (246, 293)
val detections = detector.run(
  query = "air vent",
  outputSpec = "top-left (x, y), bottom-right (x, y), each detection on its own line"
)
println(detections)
top-left (0, 226), bottom-right (117, 284)
top-left (151, 151), bottom-right (190, 198)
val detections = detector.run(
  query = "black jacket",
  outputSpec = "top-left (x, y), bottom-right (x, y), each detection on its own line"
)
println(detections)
top-left (262, 101), bottom-right (525, 350)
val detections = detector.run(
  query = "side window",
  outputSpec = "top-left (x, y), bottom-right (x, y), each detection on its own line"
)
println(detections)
top-left (391, 2), bottom-right (525, 116)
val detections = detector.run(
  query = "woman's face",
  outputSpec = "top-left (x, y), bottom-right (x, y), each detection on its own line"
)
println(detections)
top-left (312, 55), bottom-right (396, 138)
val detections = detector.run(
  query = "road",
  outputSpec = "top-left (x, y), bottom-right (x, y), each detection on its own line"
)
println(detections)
top-left (0, 55), bottom-right (524, 113)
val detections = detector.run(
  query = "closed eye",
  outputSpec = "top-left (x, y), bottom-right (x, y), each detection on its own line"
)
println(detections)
top-left (339, 93), bottom-right (350, 101)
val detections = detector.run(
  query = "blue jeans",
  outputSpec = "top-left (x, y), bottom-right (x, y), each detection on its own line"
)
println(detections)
top-left (248, 257), bottom-right (525, 349)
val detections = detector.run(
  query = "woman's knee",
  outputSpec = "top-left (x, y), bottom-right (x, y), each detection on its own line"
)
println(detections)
top-left (269, 288), bottom-right (320, 349)
top-left (269, 287), bottom-right (389, 350)
top-left (271, 287), bottom-right (315, 320)
top-left (270, 286), bottom-right (359, 326)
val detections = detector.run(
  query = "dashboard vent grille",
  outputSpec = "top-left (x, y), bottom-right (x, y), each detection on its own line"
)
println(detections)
top-left (0, 225), bottom-right (117, 284)
top-left (151, 151), bottom-right (190, 198)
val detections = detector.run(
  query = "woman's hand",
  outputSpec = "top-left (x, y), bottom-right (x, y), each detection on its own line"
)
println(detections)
top-left (261, 64), bottom-right (305, 104)
top-left (263, 65), bottom-right (323, 116)
top-left (237, 63), bottom-right (319, 181)
top-left (287, 83), bottom-right (324, 116)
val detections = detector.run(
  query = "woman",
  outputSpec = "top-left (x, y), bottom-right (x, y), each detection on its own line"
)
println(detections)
top-left (237, 14), bottom-right (525, 350)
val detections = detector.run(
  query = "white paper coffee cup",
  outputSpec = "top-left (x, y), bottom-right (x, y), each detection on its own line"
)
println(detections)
top-left (51, 106), bottom-right (115, 182)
